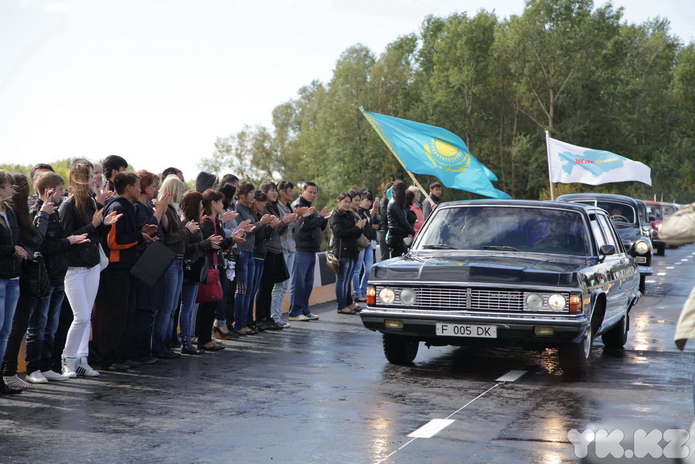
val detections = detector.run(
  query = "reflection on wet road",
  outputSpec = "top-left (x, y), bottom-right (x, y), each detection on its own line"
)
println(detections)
top-left (1, 246), bottom-right (694, 463)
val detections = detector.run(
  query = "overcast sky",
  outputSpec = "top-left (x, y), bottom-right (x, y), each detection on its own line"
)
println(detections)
top-left (1, 0), bottom-right (693, 180)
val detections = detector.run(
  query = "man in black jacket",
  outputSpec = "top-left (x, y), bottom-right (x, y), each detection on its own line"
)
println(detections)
top-left (96, 172), bottom-right (156, 371)
top-left (288, 182), bottom-right (330, 321)
top-left (422, 182), bottom-right (443, 220)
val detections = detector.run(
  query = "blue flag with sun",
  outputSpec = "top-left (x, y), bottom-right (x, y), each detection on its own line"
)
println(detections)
top-left (362, 110), bottom-right (510, 199)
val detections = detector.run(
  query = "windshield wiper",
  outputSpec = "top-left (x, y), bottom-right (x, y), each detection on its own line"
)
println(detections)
top-left (483, 245), bottom-right (520, 251)
top-left (421, 244), bottom-right (457, 249)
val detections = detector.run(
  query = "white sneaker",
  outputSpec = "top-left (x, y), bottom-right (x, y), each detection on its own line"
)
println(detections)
top-left (61, 357), bottom-right (78, 378)
top-left (306, 313), bottom-right (319, 320)
top-left (3, 374), bottom-right (31, 390)
top-left (276, 321), bottom-right (291, 328)
top-left (76, 356), bottom-right (100, 377)
top-left (42, 370), bottom-right (70, 381)
top-left (289, 314), bottom-right (310, 321)
top-left (26, 370), bottom-right (49, 384)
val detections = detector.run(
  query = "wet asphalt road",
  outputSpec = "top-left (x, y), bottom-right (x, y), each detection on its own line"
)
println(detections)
top-left (1, 246), bottom-right (695, 464)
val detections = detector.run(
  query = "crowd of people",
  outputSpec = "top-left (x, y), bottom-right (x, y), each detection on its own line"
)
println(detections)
top-left (0, 157), bottom-right (444, 395)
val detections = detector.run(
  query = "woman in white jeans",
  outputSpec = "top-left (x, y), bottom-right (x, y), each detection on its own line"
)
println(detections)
top-left (58, 160), bottom-right (120, 377)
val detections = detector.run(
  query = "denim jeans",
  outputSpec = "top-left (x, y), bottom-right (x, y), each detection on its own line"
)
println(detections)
top-left (178, 282), bottom-right (199, 348)
top-left (234, 251), bottom-right (255, 330)
top-left (352, 246), bottom-right (374, 299)
top-left (248, 258), bottom-right (265, 324)
top-left (0, 278), bottom-right (21, 365)
top-left (271, 252), bottom-right (295, 323)
top-left (26, 284), bottom-right (65, 374)
top-left (290, 252), bottom-right (315, 317)
top-left (152, 260), bottom-right (183, 356)
top-left (336, 257), bottom-right (357, 310)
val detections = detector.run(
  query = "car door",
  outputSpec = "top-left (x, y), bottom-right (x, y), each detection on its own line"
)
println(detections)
top-left (595, 212), bottom-right (634, 328)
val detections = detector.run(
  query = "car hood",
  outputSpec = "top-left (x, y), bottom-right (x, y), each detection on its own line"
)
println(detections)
top-left (371, 253), bottom-right (589, 286)
top-left (615, 226), bottom-right (646, 244)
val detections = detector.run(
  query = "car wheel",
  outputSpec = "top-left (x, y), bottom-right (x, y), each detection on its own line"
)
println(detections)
top-left (382, 334), bottom-right (419, 365)
top-left (656, 244), bottom-right (666, 256)
top-left (558, 325), bottom-right (592, 379)
top-left (639, 275), bottom-right (646, 294)
top-left (602, 313), bottom-right (629, 349)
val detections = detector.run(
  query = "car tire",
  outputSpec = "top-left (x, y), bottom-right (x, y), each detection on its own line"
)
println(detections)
top-left (382, 334), bottom-right (419, 365)
top-left (558, 325), bottom-right (592, 379)
top-left (639, 275), bottom-right (646, 294)
top-left (656, 244), bottom-right (666, 256)
top-left (601, 313), bottom-right (629, 349)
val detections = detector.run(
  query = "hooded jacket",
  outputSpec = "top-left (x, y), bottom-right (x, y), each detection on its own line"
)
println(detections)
top-left (103, 196), bottom-right (145, 269)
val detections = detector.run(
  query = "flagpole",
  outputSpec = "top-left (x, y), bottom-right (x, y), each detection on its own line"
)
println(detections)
top-left (406, 170), bottom-right (433, 205)
top-left (545, 130), bottom-right (555, 201)
top-left (359, 106), bottom-right (434, 204)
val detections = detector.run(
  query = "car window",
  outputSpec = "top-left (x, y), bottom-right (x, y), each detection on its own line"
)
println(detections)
top-left (589, 215), bottom-right (608, 251)
top-left (418, 206), bottom-right (591, 256)
top-left (596, 214), bottom-right (622, 251)
top-left (596, 201), bottom-right (636, 224)
top-left (646, 203), bottom-right (664, 220)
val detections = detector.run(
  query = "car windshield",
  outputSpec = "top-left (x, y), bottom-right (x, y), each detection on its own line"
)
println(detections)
top-left (646, 204), bottom-right (664, 220)
top-left (417, 206), bottom-right (592, 256)
top-left (596, 201), bottom-right (636, 225)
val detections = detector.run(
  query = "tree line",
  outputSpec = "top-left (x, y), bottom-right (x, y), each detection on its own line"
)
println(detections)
top-left (201, 0), bottom-right (695, 205)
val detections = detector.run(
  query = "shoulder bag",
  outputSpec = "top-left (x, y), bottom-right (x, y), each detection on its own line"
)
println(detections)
top-left (326, 235), bottom-right (340, 273)
top-left (20, 256), bottom-right (50, 299)
top-left (130, 240), bottom-right (177, 287)
top-left (196, 216), bottom-right (224, 303)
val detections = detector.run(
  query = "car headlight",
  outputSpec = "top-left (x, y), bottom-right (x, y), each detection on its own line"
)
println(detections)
top-left (399, 288), bottom-right (416, 305)
top-left (634, 240), bottom-right (649, 255)
top-left (547, 293), bottom-right (566, 311)
top-left (526, 293), bottom-right (543, 310)
top-left (379, 288), bottom-right (396, 304)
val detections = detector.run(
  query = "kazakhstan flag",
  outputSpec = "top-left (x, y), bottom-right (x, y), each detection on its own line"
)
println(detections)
top-left (362, 110), bottom-right (510, 199)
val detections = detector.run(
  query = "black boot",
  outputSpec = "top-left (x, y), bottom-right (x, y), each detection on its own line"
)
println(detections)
top-left (0, 376), bottom-right (22, 395)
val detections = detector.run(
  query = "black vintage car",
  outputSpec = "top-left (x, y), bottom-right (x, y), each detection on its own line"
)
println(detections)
top-left (556, 193), bottom-right (653, 293)
top-left (360, 200), bottom-right (641, 378)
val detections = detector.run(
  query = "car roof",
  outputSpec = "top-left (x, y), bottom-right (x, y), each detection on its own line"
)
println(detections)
top-left (439, 198), bottom-right (604, 215)
top-left (555, 193), bottom-right (639, 205)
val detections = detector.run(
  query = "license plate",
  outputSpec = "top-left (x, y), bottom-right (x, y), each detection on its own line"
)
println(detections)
top-left (435, 323), bottom-right (497, 338)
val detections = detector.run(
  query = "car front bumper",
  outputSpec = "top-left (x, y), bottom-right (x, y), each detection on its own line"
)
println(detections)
top-left (360, 307), bottom-right (590, 345)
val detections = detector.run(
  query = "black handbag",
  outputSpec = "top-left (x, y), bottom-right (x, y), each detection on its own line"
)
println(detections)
top-left (184, 255), bottom-right (209, 284)
top-left (20, 256), bottom-right (50, 298)
top-left (130, 240), bottom-right (177, 287)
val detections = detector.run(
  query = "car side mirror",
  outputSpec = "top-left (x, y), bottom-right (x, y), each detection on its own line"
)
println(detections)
top-left (599, 244), bottom-right (616, 258)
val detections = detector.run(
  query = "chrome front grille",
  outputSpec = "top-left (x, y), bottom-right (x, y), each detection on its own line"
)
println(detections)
top-left (378, 286), bottom-right (525, 311)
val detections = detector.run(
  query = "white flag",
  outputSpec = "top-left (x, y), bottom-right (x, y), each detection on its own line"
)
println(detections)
top-left (546, 136), bottom-right (652, 186)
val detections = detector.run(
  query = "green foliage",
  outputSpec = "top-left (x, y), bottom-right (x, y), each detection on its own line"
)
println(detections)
top-left (202, 0), bottom-right (695, 204)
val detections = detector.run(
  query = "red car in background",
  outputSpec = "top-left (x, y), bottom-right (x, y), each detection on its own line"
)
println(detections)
top-left (644, 200), bottom-right (666, 255)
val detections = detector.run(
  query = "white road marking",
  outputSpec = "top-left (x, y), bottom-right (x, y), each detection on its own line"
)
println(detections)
top-left (667, 266), bottom-right (675, 269)
top-left (408, 419), bottom-right (456, 438)
top-left (681, 259), bottom-right (689, 262)
top-left (657, 272), bottom-right (667, 276)
top-left (376, 375), bottom-right (521, 463)
top-left (496, 370), bottom-right (527, 382)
